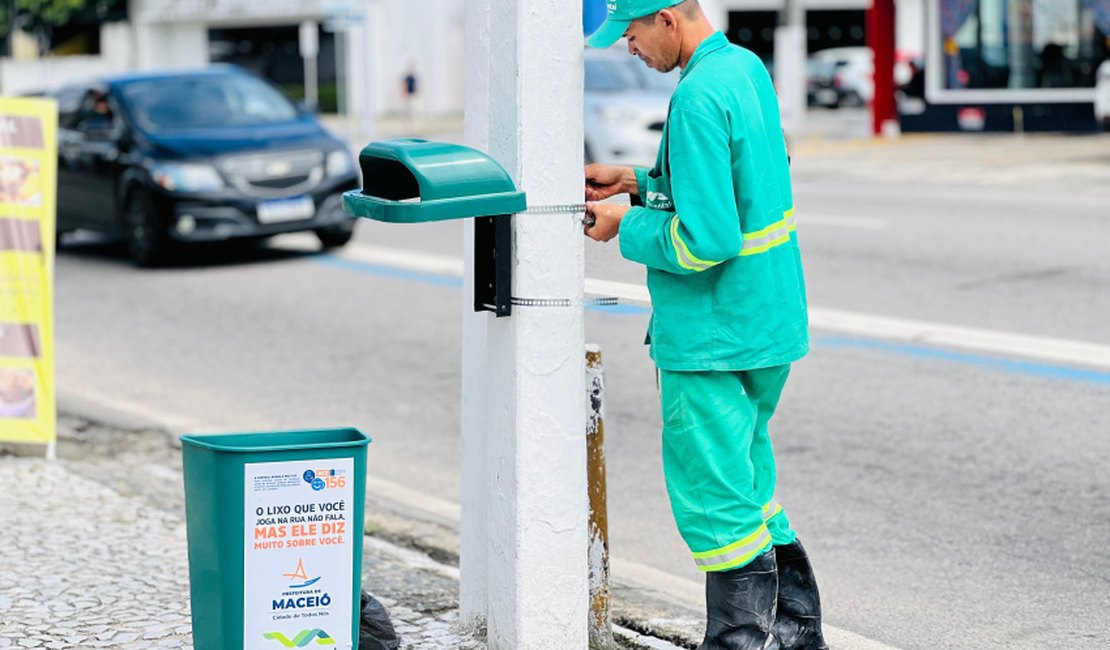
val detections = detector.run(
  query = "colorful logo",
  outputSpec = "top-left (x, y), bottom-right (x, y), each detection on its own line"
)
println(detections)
top-left (263, 629), bottom-right (335, 647)
top-left (302, 468), bottom-right (346, 491)
top-left (282, 558), bottom-right (321, 589)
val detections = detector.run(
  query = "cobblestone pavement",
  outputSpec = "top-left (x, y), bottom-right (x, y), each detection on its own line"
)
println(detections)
top-left (0, 459), bottom-right (195, 649)
top-left (1, 413), bottom-right (683, 650)
top-left (0, 455), bottom-right (476, 649)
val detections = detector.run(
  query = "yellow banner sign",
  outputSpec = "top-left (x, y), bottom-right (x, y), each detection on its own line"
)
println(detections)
top-left (0, 97), bottom-right (57, 445)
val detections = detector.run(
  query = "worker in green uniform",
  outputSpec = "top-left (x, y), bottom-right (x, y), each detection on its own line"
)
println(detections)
top-left (584, 2), bottom-right (826, 649)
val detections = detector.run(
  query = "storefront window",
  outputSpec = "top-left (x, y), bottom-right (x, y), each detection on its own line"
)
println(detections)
top-left (941, 0), bottom-right (1109, 90)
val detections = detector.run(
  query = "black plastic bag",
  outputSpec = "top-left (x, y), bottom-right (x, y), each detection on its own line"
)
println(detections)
top-left (359, 589), bottom-right (401, 650)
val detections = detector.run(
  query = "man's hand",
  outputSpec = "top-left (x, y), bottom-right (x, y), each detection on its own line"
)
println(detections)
top-left (585, 163), bottom-right (636, 201)
top-left (584, 202), bottom-right (629, 242)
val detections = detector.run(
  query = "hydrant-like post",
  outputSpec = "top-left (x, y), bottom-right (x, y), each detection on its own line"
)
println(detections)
top-left (586, 345), bottom-right (614, 649)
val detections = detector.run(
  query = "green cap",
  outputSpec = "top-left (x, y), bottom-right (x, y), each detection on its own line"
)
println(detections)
top-left (586, 0), bottom-right (684, 48)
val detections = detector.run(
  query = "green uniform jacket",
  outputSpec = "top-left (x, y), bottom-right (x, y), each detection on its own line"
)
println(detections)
top-left (618, 32), bottom-right (809, 371)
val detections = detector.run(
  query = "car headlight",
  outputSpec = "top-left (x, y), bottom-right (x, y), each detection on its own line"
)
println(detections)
top-left (326, 149), bottom-right (355, 178)
top-left (150, 163), bottom-right (225, 193)
top-left (598, 105), bottom-right (642, 124)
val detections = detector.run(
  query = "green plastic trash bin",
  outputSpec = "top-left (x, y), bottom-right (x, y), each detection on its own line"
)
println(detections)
top-left (342, 138), bottom-right (526, 223)
top-left (181, 427), bottom-right (371, 650)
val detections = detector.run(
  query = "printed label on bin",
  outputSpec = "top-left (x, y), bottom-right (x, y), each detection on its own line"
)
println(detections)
top-left (245, 458), bottom-right (355, 649)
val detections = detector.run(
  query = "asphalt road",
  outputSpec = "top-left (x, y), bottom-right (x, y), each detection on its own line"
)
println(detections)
top-left (54, 133), bottom-right (1110, 649)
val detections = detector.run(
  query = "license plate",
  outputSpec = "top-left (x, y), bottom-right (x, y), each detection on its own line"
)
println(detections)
top-left (257, 196), bottom-right (315, 224)
top-left (817, 89), bottom-right (837, 104)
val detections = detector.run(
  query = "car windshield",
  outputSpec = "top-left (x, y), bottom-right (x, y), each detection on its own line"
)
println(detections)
top-left (585, 58), bottom-right (678, 93)
top-left (807, 60), bottom-right (837, 77)
top-left (120, 74), bottom-right (299, 132)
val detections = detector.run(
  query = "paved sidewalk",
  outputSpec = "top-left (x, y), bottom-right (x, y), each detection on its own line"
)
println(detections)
top-left (1, 459), bottom-right (193, 649)
top-left (789, 131), bottom-right (1110, 192)
top-left (0, 457), bottom-right (478, 649)
top-left (0, 417), bottom-right (692, 650)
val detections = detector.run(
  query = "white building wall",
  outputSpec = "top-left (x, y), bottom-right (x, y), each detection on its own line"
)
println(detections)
top-left (373, 0), bottom-right (466, 118)
top-left (101, 22), bottom-right (136, 72)
top-left (134, 22), bottom-right (209, 71)
top-left (0, 21), bottom-right (137, 95)
top-left (15, 0), bottom-right (933, 117)
top-left (1, 57), bottom-right (107, 95)
top-left (133, 0), bottom-right (327, 26)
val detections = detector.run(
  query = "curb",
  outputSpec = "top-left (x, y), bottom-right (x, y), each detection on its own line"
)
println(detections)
top-left (4, 411), bottom-right (698, 649)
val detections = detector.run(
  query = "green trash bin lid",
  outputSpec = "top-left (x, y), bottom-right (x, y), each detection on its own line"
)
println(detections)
top-left (180, 427), bottom-right (370, 453)
top-left (342, 138), bottom-right (527, 223)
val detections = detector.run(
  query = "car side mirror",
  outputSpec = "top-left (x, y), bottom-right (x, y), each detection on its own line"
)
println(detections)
top-left (79, 115), bottom-right (116, 140)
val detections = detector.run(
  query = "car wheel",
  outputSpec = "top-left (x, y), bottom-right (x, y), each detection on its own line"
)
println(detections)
top-left (840, 91), bottom-right (865, 108)
top-left (125, 191), bottom-right (170, 267)
top-left (315, 221), bottom-right (355, 249)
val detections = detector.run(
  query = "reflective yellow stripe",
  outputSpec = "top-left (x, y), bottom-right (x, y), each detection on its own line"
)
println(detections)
top-left (669, 216), bottom-right (716, 272)
top-left (692, 525), bottom-right (773, 572)
top-left (670, 207), bottom-right (797, 270)
top-left (761, 500), bottom-right (783, 520)
top-left (738, 208), bottom-right (797, 258)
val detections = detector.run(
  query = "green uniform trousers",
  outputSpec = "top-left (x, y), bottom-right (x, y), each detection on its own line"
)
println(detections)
top-left (659, 364), bottom-right (797, 572)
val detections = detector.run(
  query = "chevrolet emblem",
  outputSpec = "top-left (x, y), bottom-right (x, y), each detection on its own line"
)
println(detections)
top-left (265, 161), bottom-right (293, 177)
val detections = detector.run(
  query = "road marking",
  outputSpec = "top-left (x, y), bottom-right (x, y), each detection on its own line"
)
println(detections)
top-left (318, 241), bottom-right (1110, 371)
top-left (810, 308), bottom-right (1110, 370)
top-left (337, 242), bottom-right (465, 277)
top-left (64, 336), bottom-right (901, 650)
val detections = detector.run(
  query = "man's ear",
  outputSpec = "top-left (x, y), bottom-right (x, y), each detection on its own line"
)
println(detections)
top-left (657, 8), bottom-right (678, 30)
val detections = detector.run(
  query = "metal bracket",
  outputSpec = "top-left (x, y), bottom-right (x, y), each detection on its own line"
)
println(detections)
top-left (472, 204), bottom-right (604, 317)
top-left (474, 214), bottom-right (513, 317)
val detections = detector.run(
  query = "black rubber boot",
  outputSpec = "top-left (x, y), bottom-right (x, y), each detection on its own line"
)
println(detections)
top-left (772, 540), bottom-right (828, 650)
top-left (698, 550), bottom-right (780, 650)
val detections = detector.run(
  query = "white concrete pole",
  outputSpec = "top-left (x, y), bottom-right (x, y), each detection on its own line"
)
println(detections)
top-left (775, 0), bottom-right (807, 139)
top-left (460, 0), bottom-right (492, 635)
top-left (479, 0), bottom-right (589, 647)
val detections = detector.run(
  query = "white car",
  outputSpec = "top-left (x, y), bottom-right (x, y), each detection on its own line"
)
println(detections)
top-left (1096, 60), bottom-right (1110, 131)
top-left (811, 47), bottom-right (874, 108)
top-left (584, 48), bottom-right (678, 167)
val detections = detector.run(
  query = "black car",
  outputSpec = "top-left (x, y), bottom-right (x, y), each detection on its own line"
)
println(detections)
top-left (54, 65), bottom-right (360, 265)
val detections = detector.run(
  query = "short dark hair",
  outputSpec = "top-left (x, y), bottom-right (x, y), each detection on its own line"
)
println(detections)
top-left (633, 0), bottom-right (700, 26)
